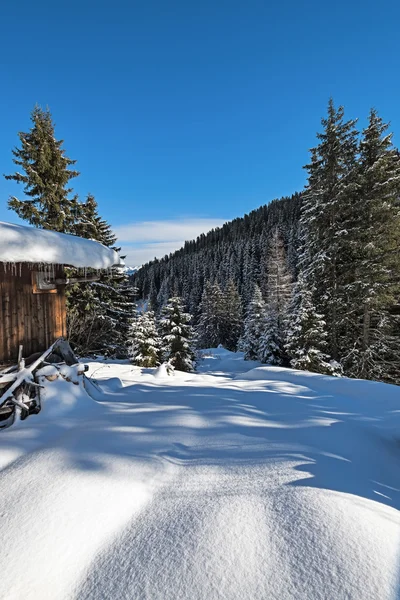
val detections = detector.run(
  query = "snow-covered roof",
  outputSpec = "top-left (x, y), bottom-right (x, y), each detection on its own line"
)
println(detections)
top-left (0, 221), bottom-right (123, 269)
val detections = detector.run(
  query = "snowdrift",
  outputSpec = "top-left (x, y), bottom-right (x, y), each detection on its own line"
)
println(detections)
top-left (237, 364), bottom-right (400, 404)
top-left (0, 349), bottom-right (399, 600)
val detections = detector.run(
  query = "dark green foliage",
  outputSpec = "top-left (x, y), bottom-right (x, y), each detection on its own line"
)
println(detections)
top-left (285, 274), bottom-right (339, 375)
top-left (4, 102), bottom-right (399, 383)
top-left (196, 279), bottom-right (242, 351)
top-left (222, 279), bottom-right (242, 351)
top-left (341, 109), bottom-right (400, 382)
top-left (134, 100), bottom-right (400, 384)
top-left (301, 98), bottom-right (359, 360)
top-left (4, 106), bottom-right (135, 358)
top-left (5, 106), bottom-right (79, 232)
top-left (133, 193), bottom-right (302, 321)
top-left (66, 195), bottom-right (136, 357)
top-left (241, 285), bottom-right (265, 361)
top-left (259, 229), bottom-right (292, 365)
top-left (197, 282), bottom-right (225, 349)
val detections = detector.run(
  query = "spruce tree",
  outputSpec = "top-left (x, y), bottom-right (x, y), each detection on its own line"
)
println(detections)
top-left (129, 311), bottom-right (161, 367)
top-left (197, 282), bottom-right (225, 348)
top-left (285, 274), bottom-right (339, 375)
top-left (5, 106), bottom-right (79, 232)
top-left (301, 99), bottom-right (359, 360)
top-left (241, 285), bottom-right (265, 361)
top-left (66, 195), bottom-right (136, 357)
top-left (259, 228), bottom-right (292, 364)
top-left (222, 279), bottom-right (242, 351)
top-left (258, 310), bottom-right (281, 365)
top-left (160, 297), bottom-right (195, 372)
top-left (72, 193), bottom-right (116, 243)
top-left (342, 109), bottom-right (400, 382)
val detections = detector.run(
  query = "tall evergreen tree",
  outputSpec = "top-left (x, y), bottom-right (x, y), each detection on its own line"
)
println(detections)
top-left (259, 228), bottom-right (292, 364)
top-left (66, 195), bottom-right (136, 357)
top-left (301, 99), bottom-right (359, 359)
top-left (129, 310), bottom-right (161, 367)
top-left (72, 193), bottom-right (116, 243)
top-left (160, 297), bottom-right (196, 372)
top-left (197, 282), bottom-right (225, 348)
top-left (241, 285), bottom-right (265, 361)
top-left (258, 310), bottom-right (282, 365)
top-left (5, 106), bottom-right (79, 232)
top-left (342, 109), bottom-right (400, 382)
top-left (285, 274), bottom-right (339, 375)
top-left (222, 279), bottom-right (243, 351)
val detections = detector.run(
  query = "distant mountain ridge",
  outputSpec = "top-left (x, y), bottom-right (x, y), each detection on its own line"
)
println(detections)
top-left (122, 265), bottom-right (141, 276)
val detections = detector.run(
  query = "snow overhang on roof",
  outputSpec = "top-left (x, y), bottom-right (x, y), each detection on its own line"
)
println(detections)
top-left (0, 221), bottom-right (123, 269)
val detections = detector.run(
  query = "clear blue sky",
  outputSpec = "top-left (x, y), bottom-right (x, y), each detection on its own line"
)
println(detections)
top-left (1, 0), bottom-right (399, 264)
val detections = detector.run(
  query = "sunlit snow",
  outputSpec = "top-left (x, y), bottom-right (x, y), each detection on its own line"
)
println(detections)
top-left (0, 348), bottom-right (399, 600)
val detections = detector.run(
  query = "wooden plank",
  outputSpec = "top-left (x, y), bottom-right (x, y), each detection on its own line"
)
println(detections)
top-left (4, 283), bottom-right (12, 363)
top-left (0, 277), bottom-right (5, 364)
top-left (0, 264), bottom-right (70, 363)
top-left (34, 287), bottom-right (43, 355)
top-left (16, 268), bottom-right (25, 357)
top-left (24, 269), bottom-right (32, 358)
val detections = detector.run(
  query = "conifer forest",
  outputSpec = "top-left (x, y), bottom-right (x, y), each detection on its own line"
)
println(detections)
top-left (133, 100), bottom-right (400, 384)
top-left (3, 101), bottom-right (400, 383)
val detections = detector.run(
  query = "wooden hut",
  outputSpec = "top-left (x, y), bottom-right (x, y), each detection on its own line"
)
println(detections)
top-left (0, 221), bottom-right (123, 366)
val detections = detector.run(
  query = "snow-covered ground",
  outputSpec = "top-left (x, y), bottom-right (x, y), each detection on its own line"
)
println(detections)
top-left (0, 348), bottom-right (399, 600)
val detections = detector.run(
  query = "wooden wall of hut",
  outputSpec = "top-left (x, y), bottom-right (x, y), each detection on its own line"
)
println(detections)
top-left (0, 264), bottom-right (67, 365)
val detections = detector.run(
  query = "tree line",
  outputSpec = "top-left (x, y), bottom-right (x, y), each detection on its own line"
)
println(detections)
top-left (134, 100), bottom-right (400, 385)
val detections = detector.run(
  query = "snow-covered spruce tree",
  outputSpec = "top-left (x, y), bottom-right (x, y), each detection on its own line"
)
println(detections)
top-left (5, 106), bottom-right (79, 232)
top-left (148, 278), bottom-right (159, 313)
top-left (129, 310), bottom-right (161, 367)
top-left (66, 195), bottom-right (136, 357)
top-left (197, 281), bottom-right (225, 348)
top-left (285, 273), bottom-right (340, 375)
top-left (240, 284), bottom-right (265, 361)
top-left (159, 297), bottom-right (195, 372)
top-left (157, 278), bottom-right (171, 312)
top-left (258, 309), bottom-right (282, 365)
top-left (242, 240), bottom-right (259, 306)
top-left (341, 109), bottom-right (400, 383)
top-left (301, 99), bottom-right (359, 361)
top-left (222, 279), bottom-right (243, 351)
top-left (259, 228), bottom-right (292, 365)
top-left (106, 267), bottom-right (138, 357)
top-left (72, 193), bottom-right (116, 244)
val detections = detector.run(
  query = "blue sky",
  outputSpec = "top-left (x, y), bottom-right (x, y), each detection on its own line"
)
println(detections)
top-left (1, 0), bottom-right (399, 264)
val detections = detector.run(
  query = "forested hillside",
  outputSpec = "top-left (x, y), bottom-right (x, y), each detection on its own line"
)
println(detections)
top-left (133, 193), bottom-right (302, 314)
top-left (134, 101), bottom-right (400, 385)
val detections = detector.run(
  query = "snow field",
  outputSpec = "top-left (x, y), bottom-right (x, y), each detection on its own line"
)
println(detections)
top-left (0, 348), bottom-right (399, 599)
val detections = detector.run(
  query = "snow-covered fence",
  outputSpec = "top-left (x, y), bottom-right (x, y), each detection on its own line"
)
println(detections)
top-left (0, 338), bottom-right (85, 430)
